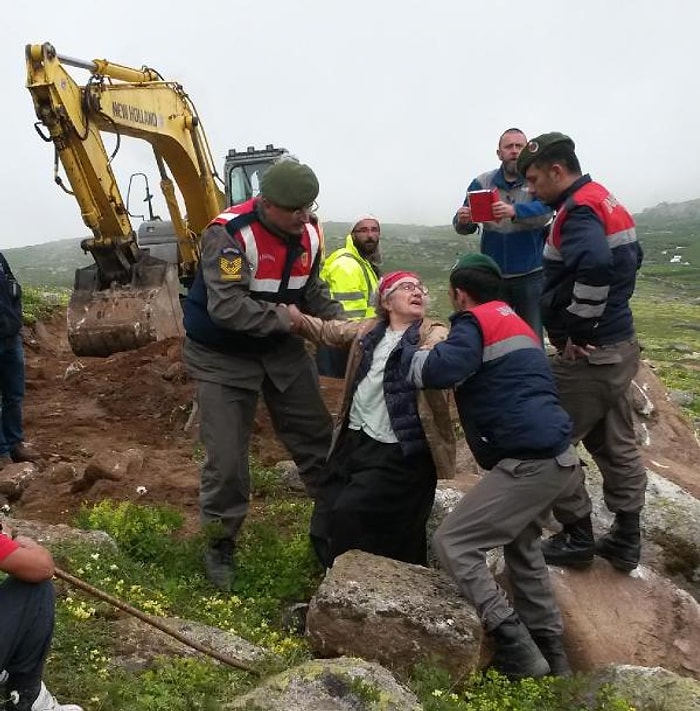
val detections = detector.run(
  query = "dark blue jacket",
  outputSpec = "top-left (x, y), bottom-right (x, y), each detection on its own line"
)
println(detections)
top-left (453, 167), bottom-right (551, 276)
top-left (0, 253), bottom-right (22, 339)
top-left (542, 175), bottom-right (643, 348)
top-left (405, 301), bottom-right (571, 469)
top-left (353, 320), bottom-right (428, 457)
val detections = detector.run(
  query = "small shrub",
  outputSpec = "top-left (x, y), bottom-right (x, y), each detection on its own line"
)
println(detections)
top-left (76, 501), bottom-right (184, 565)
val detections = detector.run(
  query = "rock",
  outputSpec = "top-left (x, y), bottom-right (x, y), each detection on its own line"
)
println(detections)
top-left (46, 462), bottom-right (79, 485)
top-left (642, 473), bottom-right (700, 589)
top-left (668, 389), bottom-right (696, 406)
top-left (63, 361), bottom-right (85, 380)
top-left (550, 561), bottom-right (700, 677)
top-left (0, 462), bottom-right (40, 501)
top-left (225, 657), bottom-right (422, 711)
top-left (110, 616), bottom-right (266, 673)
top-left (162, 361), bottom-right (187, 383)
top-left (581, 459), bottom-right (700, 599)
top-left (307, 550), bottom-right (481, 679)
top-left (71, 448), bottom-right (145, 493)
top-left (3, 517), bottom-right (115, 549)
top-left (630, 363), bottom-right (700, 501)
top-left (590, 665), bottom-right (700, 710)
top-left (274, 460), bottom-right (305, 492)
top-left (427, 484), bottom-right (503, 571)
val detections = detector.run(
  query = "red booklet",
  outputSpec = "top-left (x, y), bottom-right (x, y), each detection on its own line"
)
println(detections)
top-left (468, 188), bottom-right (499, 222)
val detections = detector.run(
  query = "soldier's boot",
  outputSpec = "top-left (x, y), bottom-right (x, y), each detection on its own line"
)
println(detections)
top-left (204, 538), bottom-right (235, 591)
top-left (489, 615), bottom-right (550, 680)
top-left (542, 515), bottom-right (595, 569)
top-left (595, 511), bottom-right (641, 573)
top-left (532, 634), bottom-right (572, 677)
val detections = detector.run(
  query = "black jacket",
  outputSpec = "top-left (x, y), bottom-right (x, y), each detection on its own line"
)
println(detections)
top-left (0, 253), bottom-right (22, 338)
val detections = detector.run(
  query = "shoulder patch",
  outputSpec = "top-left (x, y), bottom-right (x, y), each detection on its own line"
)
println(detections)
top-left (219, 253), bottom-right (243, 281)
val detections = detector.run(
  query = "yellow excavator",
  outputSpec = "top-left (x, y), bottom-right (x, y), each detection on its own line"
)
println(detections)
top-left (25, 42), bottom-right (287, 356)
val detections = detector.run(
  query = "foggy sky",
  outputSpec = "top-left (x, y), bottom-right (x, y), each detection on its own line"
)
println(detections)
top-left (2, 0), bottom-right (698, 248)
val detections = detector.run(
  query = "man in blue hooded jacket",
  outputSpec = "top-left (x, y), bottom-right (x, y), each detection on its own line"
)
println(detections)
top-left (453, 128), bottom-right (551, 339)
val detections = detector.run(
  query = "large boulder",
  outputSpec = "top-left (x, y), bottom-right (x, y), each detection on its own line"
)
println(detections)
top-left (631, 362), bottom-right (700, 500)
top-left (109, 616), bottom-right (266, 673)
top-left (590, 665), bottom-right (700, 710)
top-left (550, 560), bottom-right (700, 678)
top-left (3, 517), bottom-right (115, 549)
top-left (583, 460), bottom-right (700, 600)
top-left (306, 550), bottom-right (481, 679)
top-left (225, 657), bottom-right (422, 711)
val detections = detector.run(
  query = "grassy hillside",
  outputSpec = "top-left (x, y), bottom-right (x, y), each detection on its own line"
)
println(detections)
top-left (4, 237), bottom-right (92, 288)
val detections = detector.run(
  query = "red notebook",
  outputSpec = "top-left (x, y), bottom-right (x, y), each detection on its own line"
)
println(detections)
top-left (468, 188), bottom-right (499, 222)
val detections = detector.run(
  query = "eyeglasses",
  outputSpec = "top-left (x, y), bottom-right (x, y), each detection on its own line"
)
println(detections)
top-left (272, 200), bottom-right (318, 216)
top-left (393, 282), bottom-right (429, 295)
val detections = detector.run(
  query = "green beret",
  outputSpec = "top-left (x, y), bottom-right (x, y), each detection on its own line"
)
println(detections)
top-left (260, 161), bottom-right (319, 209)
top-left (516, 131), bottom-right (576, 175)
top-left (450, 252), bottom-right (502, 277)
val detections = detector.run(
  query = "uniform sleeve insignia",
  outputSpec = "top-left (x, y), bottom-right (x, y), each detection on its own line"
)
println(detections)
top-left (221, 245), bottom-right (242, 256)
top-left (219, 255), bottom-right (243, 281)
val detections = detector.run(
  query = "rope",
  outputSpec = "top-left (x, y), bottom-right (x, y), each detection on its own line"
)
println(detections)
top-left (54, 567), bottom-right (260, 676)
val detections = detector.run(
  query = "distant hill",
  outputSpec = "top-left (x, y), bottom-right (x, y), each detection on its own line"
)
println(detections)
top-left (4, 237), bottom-right (92, 288)
top-left (637, 198), bottom-right (700, 226)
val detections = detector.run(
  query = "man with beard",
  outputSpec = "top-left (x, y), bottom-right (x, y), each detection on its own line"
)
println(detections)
top-left (317, 215), bottom-right (383, 376)
top-left (453, 128), bottom-right (551, 339)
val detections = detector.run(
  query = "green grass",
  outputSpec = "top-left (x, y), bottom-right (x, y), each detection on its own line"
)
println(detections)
top-left (21, 285), bottom-right (69, 325)
top-left (48, 479), bottom-right (320, 709)
top-left (410, 667), bottom-right (635, 711)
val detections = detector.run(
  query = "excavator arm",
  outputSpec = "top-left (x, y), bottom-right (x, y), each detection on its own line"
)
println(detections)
top-left (25, 42), bottom-right (226, 355)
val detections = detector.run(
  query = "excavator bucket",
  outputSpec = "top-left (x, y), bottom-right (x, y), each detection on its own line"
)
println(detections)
top-left (67, 256), bottom-right (185, 357)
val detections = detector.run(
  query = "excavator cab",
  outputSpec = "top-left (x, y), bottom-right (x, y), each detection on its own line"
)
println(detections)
top-left (224, 144), bottom-right (288, 205)
top-left (134, 145), bottom-right (288, 270)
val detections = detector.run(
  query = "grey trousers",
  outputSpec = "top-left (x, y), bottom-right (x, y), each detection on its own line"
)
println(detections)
top-left (0, 578), bottom-right (54, 705)
top-left (550, 339), bottom-right (646, 521)
top-left (433, 448), bottom-right (587, 635)
top-left (197, 362), bottom-right (333, 541)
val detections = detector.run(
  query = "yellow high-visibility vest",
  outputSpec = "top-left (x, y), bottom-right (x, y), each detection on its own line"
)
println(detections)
top-left (320, 235), bottom-right (380, 319)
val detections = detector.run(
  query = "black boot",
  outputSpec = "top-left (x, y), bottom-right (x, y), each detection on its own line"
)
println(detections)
top-left (532, 634), bottom-right (572, 677)
top-left (596, 511), bottom-right (641, 573)
top-left (542, 516), bottom-right (595, 569)
top-left (489, 615), bottom-right (550, 679)
top-left (204, 538), bottom-right (235, 590)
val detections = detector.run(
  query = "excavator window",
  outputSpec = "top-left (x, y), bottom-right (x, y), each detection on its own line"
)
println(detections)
top-left (227, 162), bottom-right (273, 206)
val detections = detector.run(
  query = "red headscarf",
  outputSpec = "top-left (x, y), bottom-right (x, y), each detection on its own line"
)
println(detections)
top-left (377, 271), bottom-right (420, 299)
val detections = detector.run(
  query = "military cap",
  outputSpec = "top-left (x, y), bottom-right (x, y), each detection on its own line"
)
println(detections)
top-left (516, 131), bottom-right (576, 176)
top-left (450, 252), bottom-right (502, 277)
top-left (260, 161), bottom-right (319, 209)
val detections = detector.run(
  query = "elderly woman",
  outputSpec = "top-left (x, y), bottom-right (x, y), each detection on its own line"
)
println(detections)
top-left (289, 270), bottom-right (455, 567)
